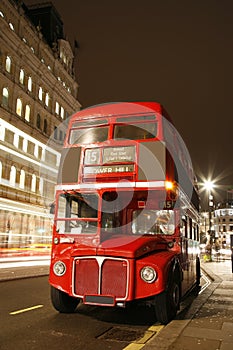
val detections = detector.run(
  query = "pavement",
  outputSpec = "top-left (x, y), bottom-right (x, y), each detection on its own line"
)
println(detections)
top-left (0, 255), bottom-right (233, 350)
top-left (143, 259), bottom-right (233, 350)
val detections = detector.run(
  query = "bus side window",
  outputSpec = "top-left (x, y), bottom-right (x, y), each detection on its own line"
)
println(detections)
top-left (181, 218), bottom-right (187, 238)
top-left (185, 219), bottom-right (188, 238)
top-left (189, 218), bottom-right (192, 240)
top-left (196, 225), bottom-right (199, 242)
top-left (193, 223), bottom-right (196, 241)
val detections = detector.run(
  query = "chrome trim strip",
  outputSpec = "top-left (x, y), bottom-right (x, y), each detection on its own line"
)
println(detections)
top-left (57, 180), bottom-right (165, 191)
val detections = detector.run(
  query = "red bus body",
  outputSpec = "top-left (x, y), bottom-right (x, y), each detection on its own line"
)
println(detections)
top-left (49, 102), bottom-right (200, 324)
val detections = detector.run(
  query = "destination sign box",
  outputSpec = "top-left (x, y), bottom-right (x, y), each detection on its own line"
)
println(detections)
top-left (84, 164), bottom-right (134, 175)
top-left (103, 146), bottom-right (135, 163)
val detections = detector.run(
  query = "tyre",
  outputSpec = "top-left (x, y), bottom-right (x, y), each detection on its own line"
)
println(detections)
top-left (154, 279), bottom-right (180, 324)
top-left (51, 286), bottom-right (80, 313)
top-left (196, 257), bottom-right (201, 286)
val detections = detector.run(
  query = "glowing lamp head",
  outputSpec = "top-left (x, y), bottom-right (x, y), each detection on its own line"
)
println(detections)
top-left (203, 180), bottom-right (214, 192)
top-left (165, 181), bottom-right (174, 190)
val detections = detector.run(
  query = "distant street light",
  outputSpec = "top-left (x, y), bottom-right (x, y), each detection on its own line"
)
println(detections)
top-left (203, 179), bottom-right (215, 261)
top-left (203, 179), bottom-right (214, 193)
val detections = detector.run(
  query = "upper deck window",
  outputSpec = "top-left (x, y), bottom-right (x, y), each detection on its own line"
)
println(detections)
top-left (69, 119), bottom-right (109, 145)
top-left (114, 122), bottom-right (157, 140)
top-left (69, 126), bottom-right (109, 145)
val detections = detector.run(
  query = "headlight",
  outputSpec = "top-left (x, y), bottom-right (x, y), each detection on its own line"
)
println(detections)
top-left (53, 261), bottom-right (66, 276)
top-left (140, 266), bottom-right (157, 283)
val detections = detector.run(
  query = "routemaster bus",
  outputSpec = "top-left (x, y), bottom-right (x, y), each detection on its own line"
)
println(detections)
top-left (49, 102), bottom-right (200, 324)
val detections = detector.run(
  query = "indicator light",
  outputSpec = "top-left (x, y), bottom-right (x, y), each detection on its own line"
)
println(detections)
top-left (165, 181), bottom-right (173, 190)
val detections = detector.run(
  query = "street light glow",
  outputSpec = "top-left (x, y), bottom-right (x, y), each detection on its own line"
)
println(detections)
top-left (203, 180), bottom-right (215, 192)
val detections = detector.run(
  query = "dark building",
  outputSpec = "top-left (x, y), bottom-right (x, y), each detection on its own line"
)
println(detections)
top-left (24, 2), bottom-right (64, 48)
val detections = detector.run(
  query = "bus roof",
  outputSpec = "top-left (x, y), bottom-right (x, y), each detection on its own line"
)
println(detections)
top-left (69, 102), bottom-right (174, 125)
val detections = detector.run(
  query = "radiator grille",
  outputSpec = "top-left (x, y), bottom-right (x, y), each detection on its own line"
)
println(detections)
top-left (74, 258), bottom-right (99, 295)
top-left (101, 259), bottom-right (127, 298)
top-left (74, 257), bottom-right (128, 300)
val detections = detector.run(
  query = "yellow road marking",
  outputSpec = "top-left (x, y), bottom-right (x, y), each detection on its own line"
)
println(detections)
top-left (122, 323), bottom-right (164, 350)
top-left (148, 324), bottom-right (164, 333)
top-left (123, 344), bottom-right (145, 350)
top-left (10, 304), bottom-right (43, 315)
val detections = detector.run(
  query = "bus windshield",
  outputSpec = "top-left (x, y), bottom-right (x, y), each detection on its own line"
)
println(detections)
top-left (56, 192), bottom-right (98, 234)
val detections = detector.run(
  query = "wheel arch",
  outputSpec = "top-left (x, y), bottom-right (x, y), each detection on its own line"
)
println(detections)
top-left (165, 257), bottom-right (183, 291)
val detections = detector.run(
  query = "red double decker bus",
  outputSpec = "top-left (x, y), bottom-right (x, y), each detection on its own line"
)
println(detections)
top-left (49, 102), bottom-right (200, 324)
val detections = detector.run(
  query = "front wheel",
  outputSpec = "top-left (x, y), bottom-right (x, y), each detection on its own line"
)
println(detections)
top-left (154, 279), bottom-right (180, 325)
top-left (51, 286), bottom-right (80, 313)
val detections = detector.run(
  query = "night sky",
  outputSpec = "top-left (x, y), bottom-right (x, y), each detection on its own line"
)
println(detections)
top-left (25, 0), bottom-right (233, 206)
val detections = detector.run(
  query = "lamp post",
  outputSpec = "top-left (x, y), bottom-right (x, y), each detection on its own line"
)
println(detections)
top-left (204, 180), bottom-right (215, 260)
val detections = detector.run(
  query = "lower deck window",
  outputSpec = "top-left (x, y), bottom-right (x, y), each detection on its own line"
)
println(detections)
top-left (132, 209), bottom-right (175, 235)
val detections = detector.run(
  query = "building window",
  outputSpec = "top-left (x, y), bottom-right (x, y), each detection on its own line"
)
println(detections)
top-left (39, 178), bottom-right (43, 194)
top-left (10, 165), bottom-right (16, 186)
top-left (16, 98), bottom-right (23, 116)
top-left (34, 145), bottom-right (40, 159)
top-left (38, 87), bottom-right (43, 101)
top-left (0, 125), bottom-right (5, 141)
top-left (23, 138), bottom-right (28, 152)
top-left (59, 130), bottom-right (63, 141)
top-left (13, 133), bottom-right (19, 148)
top-left (28, 77), bottom-right (32, 91)
top-left (19, 69), bottom-right (24, 84)
top-left (31, 174), bottom-right (36, 192)
top-left (45, 93), bottom-right (49, 107)
top-left (43, 119), bottom-right (48, 134)
top-left (60, 106), bottom-right (64, 119)
top-left (25, 105), bottom-right (30, 122)
top-left (54, 126), bottom-right (58, 140)
top-left (9, 22), bottom-right (14, 31)
top-left (55, 101), bottom-right (60, 115)
top-left (5, 56), bottom-right (11, 73)
top-left (36, 114), bottom-right (41, 129)
top-left (2, 87), bottom-right (9, 107)
top-left (19, 169), bottom-right (25, 189)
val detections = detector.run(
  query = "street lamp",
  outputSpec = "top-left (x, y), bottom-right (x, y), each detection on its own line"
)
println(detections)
top-left (203, 179), bottom-right (215, 260)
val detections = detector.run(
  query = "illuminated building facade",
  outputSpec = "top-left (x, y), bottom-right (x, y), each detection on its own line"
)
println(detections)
top-left (0, 0), bottom-right (81, 248)
top-left (214, 200), bottom-right (233, 250)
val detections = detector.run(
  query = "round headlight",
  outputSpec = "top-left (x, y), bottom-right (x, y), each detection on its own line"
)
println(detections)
top-left (140, 266), bottom-right (156, 283)
top-left (53, 261), bottom-right (66, 276)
